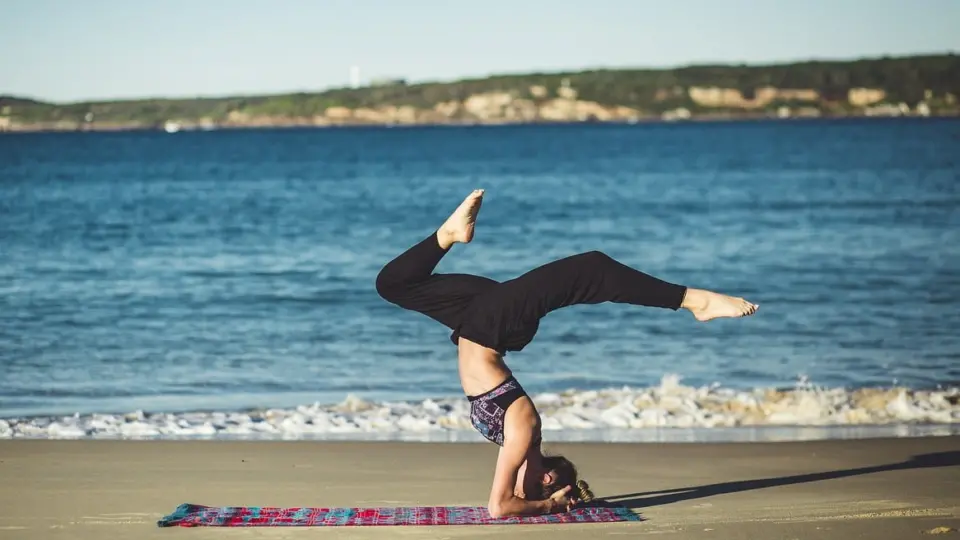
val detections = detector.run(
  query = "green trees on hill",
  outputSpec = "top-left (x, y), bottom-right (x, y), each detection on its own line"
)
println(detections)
top-left (2, 54), bottom-right (958, 128)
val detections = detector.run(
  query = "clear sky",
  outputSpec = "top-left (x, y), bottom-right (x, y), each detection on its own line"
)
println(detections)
top-left (3, 0), bottom-right (958, 103)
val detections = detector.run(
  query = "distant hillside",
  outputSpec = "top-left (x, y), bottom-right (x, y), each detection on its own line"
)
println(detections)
top-left (0, 96), bottom-right (48, 107)
top-left (2, 53), bottom-right (958, 132)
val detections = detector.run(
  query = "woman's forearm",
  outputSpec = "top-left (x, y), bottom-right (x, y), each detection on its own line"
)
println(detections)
top-left (489, 495), bottom-right (554, 518)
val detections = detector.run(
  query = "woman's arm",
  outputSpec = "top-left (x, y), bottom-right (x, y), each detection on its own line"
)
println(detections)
top-left (486, 409), bottom-right (574, 518)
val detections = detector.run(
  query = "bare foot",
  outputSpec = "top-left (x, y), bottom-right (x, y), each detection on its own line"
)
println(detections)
top-left (681, 288), bottom-right (758, 321)
top-left (437, 189), bottom-right (484, 249)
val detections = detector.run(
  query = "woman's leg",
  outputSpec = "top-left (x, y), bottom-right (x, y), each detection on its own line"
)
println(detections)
top-left (376, 231), bottom-right (496, 330)
top-left (376, 190), bottom-right (495, 331)
top-left (503, 250), bottom-right (757, 321)
top-left (458, 250), bottom-right (757, 352)
top-left (508, 250), bottom-right (688, 316)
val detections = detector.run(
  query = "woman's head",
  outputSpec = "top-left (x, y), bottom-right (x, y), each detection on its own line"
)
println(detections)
top-left (538, 454), bottom-right (595, 503)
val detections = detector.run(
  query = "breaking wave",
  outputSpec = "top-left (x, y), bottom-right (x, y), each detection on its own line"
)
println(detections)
top-left (2, 376), bottom-right (958, 442)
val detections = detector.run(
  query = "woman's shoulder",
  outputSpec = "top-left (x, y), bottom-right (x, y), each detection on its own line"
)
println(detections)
top-left (504, 396), bottom-right (542, 440)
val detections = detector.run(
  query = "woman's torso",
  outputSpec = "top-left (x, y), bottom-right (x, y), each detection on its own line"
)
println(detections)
top-left (459, 338), bottom-right (542, 447)
top-left (457, 337), bottom-right (513, 396)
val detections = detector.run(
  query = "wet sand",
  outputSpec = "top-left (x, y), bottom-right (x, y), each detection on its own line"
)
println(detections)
top-left (0, 436), bottom-right (957, 539)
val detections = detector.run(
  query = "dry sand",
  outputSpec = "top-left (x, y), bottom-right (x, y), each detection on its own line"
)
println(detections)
top-left (0, 436), bottom-right (957, 539)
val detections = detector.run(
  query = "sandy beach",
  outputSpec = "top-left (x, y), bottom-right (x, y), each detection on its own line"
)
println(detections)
top-left (0, 436), bottom-right (957, 539)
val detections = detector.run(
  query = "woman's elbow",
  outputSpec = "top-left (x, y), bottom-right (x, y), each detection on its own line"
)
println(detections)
top-left (487, 502), bottom-right (505, 519)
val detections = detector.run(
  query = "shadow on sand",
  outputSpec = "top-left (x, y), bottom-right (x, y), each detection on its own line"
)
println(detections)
top-left (579, 450), bottom-right (959, 512)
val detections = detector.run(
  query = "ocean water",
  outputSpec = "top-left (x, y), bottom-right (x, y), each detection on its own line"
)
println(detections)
top-left (1, 119), bottom-right (959, 441)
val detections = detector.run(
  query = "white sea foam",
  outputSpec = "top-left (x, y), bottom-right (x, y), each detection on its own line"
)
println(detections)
top-left (2, 376), bottom-right (958, 442)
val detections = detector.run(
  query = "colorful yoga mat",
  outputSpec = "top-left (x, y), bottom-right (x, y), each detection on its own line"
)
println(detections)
top-left (157, 503), bottom-right (641, 527)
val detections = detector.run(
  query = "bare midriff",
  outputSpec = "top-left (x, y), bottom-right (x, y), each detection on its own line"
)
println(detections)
top-left (457, 337), bottom-right (513, 397)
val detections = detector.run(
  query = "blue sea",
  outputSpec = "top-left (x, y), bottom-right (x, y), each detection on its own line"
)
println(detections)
top-left (1, 119), bottom-right (958, 441)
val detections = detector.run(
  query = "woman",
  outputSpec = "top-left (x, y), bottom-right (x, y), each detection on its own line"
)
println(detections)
top-left (375, 189), bottom-right (758, 517)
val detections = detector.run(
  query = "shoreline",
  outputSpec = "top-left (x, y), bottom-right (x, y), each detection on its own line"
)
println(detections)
top-left (3, 380), bottom-right (957, 442)
top-left (3, 425), bottom-right (960, 444)
top-left (1, 437), bottom-right (957, 538)
top-left (1, 113), bottom-right (957, 135)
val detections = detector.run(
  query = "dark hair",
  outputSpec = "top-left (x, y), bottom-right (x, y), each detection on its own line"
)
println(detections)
top-left (540, 454), bottom-right (595, 502)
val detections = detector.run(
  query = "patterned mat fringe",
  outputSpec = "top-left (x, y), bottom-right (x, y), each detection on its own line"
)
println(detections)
top-left (157, 502), bottom-right (642, 527)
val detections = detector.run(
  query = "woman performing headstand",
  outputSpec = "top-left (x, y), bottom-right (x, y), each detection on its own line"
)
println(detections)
top-left (375, 189), bottom-right (758, 518)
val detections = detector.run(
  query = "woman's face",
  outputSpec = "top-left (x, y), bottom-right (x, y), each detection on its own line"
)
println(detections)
top-left (515, 459), bottom-right (557, 499)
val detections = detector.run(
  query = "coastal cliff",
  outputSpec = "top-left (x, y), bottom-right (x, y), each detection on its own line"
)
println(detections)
top-left (1, 54), bottom-right (958, 132)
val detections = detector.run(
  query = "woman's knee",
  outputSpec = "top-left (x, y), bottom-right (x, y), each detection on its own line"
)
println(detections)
top-left (375, 266), bottom-right (402, 302)
top-left (579, 250), bottom-right (613, 265)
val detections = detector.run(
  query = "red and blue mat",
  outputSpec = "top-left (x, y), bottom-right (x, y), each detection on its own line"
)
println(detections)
top-left (157, 502), bottom-right (640, 527)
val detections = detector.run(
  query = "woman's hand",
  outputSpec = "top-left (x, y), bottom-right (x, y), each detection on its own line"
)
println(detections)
top-left (547, 485), bottom-right (578, 513)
